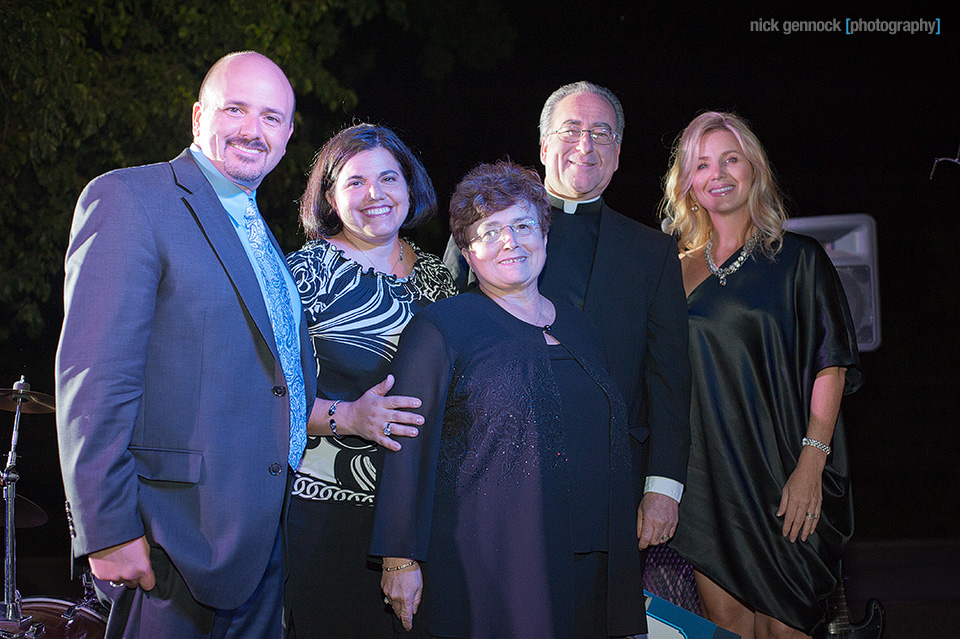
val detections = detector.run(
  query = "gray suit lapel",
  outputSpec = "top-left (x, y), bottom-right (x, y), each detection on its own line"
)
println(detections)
top-left (169, 152), bottom-right (280, 363)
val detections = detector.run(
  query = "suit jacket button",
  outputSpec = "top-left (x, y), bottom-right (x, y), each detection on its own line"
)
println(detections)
top-left (268, 463), bottom-right (282, 476)
top-left (272, 385), bottom-right (287, 397)
top-left (65, 501), bottom-right (76, 538)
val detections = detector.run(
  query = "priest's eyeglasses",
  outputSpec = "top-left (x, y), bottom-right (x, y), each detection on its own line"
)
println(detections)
top-left (549, 126), bottom-right (619, 145)
top-left (469, 220), bottom-right (541, 245)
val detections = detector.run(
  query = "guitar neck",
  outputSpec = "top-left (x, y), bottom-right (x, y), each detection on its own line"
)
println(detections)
top-left (824, 578), bottom-right (853, 633)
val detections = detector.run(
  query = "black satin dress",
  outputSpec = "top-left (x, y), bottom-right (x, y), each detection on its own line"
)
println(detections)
top-left (671, 232), bottom-right (862, 634)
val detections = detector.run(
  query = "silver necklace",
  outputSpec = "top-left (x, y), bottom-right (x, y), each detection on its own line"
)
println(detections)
top-left (494, 293), bottom-right (544, 326)
top-left (537, 295), bottom-right (555, 334)
top-left (705, 229), bottom-right (760, 286)
top-left (346, 237), bottom-right (403, 274)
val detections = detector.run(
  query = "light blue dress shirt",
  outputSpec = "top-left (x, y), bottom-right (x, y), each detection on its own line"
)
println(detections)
top-left (188, 145), bottom-right (301, 335)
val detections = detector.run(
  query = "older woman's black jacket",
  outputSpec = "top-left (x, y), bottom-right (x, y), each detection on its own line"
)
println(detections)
top-left (370, 288), bottom-right (644, 639)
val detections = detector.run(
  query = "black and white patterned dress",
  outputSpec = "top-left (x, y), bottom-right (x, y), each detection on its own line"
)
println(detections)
top-left (284, 237), bottom-right (455, 638)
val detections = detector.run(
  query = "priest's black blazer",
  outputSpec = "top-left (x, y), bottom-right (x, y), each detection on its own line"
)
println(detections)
top-left (539, 200), bottom-right (691, 487)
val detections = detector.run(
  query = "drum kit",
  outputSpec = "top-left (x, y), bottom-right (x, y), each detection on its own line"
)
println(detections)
top-left (0, 377), bottom-right (106, 638)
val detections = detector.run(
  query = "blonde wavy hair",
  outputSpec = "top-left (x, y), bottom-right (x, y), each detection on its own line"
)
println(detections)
top-left (659, 111), bottom-right (786, 256)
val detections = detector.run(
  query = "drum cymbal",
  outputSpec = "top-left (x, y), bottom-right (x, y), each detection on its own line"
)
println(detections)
top-left (0, 388), bottom-right (55, 414)
top-left (1, 494), bottom-right (49, 528)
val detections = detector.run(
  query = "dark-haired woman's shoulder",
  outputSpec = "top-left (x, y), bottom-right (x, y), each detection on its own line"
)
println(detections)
top-left (408, 241), bottom-right (458, 299)
top-left (286, 237), bottom-right (341, 271)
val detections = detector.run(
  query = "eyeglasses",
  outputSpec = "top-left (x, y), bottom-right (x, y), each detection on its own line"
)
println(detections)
top-left (549, 126), bottom-right (619, 146)
top-left (469, 220), bottom-right (541, 245)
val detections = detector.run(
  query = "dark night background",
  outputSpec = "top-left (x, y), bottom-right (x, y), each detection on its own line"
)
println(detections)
top-left (2, 0), bottom-right (957, 611)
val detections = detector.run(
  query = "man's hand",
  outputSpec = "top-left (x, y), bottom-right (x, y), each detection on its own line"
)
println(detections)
top-left (88, 535), bottom-right (156, 591)
top-left (636, 492), bottom-right (679, 550)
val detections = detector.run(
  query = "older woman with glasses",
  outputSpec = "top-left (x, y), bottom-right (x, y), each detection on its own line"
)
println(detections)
top-left (369, 161), bottom-right (645, 639)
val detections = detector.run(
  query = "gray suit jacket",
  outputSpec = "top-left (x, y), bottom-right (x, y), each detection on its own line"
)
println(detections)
top-left (56, 150), bottom-right (316, 609)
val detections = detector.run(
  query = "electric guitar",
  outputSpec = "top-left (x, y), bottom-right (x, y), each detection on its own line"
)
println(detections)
top-left (813, 578), bottom-right (885, 639)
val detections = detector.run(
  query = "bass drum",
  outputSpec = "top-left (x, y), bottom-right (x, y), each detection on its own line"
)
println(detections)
top-left (17, 596), bottom-right (106, 638)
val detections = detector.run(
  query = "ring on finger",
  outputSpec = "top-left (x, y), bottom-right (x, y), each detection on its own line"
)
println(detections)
top-left (384, 596), bottom-right (390, 605)
top-left (660, 534), bottom-right (671, 542)
top-left (383, 423), bottom-right (392, 437)
top-left (805, 512), bottom-right (818, 519)
top-left (109, 580), bottom-right (125, 588)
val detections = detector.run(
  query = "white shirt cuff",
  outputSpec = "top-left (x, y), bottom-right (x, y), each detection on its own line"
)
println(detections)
top-left (644, 476), bottom-right (684, 503)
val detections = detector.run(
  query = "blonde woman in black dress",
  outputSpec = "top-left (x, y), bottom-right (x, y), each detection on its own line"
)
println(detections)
top-left (660, 112), bottom-right (861, 639)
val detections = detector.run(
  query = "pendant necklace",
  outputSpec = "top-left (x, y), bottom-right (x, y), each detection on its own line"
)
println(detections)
top-left (496, 293), bottom-right (546, 328)
top-left (346, 237), bottom-right (403, 274)
top-left (705, 229), bottom-right (760, 286)
top-left (538, 295), bottom-right (555, 334)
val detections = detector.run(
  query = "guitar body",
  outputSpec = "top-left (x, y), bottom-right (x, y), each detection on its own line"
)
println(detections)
top-left (814, 598), bottom-right (885, 639)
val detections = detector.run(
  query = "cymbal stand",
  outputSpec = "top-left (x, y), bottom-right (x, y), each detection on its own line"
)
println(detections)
top-left (0, 376), bottom-right (32, 631)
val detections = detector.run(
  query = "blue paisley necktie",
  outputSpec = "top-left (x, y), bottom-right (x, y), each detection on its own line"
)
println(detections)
top-left (243, 198), bottom-right (306, 469)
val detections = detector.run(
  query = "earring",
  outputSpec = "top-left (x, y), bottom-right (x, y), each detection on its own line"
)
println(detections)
top-left (690, 197), bottom-right (699, 212)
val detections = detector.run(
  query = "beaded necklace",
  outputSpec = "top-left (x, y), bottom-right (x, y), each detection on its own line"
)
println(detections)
top-left (705, 229), bottom-right (760, 286)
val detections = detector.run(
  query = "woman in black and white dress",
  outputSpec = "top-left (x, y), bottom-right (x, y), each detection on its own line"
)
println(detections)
top-left (284, 124), bottom-right (455, 638)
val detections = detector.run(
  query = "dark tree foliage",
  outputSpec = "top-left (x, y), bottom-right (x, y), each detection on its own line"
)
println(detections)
top-left (0, 0), bottom-right (514, 343)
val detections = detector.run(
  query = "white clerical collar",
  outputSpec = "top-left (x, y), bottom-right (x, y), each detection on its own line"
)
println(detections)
top-left (548, 193), bottom-right (602, 214)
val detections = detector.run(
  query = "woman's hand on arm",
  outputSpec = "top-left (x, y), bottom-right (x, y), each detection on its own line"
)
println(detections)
top-left (305, 375), bottom-right (424, 451)
top-left (777, 366), bottom-right (846, 542)
top-left (381, 559), bottom-right (422, 631)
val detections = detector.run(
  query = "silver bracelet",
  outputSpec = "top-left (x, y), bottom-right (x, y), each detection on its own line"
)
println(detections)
top-left (328, 399), bottom-right (342, 439)
top-left (802, 437), bottom-right (831, 455)
top-left (383, 559), bottom-right (418, 572)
